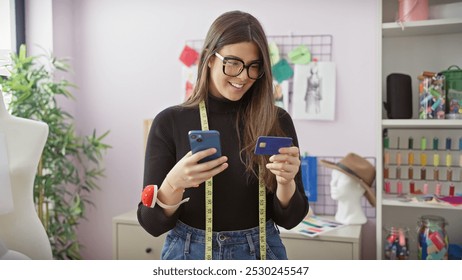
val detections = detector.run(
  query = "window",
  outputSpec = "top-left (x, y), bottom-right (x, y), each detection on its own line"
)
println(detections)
top-left (0, 0), bottom-right (24, 77)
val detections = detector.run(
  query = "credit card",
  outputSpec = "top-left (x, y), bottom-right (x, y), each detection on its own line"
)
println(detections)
top-left (254, 136), bottom-right (293, 155)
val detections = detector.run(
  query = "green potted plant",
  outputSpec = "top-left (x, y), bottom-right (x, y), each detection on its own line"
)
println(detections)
top-left (0, 44), bottom-right (111, 259)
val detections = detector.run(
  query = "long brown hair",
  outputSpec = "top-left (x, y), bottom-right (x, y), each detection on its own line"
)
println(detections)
top-left (183, 11), bottom-right (285, 192)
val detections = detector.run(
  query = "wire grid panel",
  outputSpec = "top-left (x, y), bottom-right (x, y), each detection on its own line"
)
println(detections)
top-left (266, 34), bottom-right (333, 63)
top-left (185, 35), bottom-right (333, 62)
top-left (312, 156), bottom-right (376, 219)
top-left (185, 35), bottom-right (333, 108)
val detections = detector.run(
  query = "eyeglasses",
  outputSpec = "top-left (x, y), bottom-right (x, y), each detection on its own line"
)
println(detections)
top-left (214, 52), bottom-right (264, 80)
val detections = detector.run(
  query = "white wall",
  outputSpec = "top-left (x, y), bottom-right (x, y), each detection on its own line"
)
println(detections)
top-left (25, 0), bottom-right (53, 56)
top-left (0, 0), bottom-right (13, 50)
top-left (47, 0), bottom-right (378, 260)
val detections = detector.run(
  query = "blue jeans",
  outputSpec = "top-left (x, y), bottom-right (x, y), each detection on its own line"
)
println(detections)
top-left (161, 220), bottom-right (288, 260)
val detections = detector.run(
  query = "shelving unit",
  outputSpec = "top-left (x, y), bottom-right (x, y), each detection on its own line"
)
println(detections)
top-left (382, 119), bottom-right (462, 129)
top-left (376, 0), bottom-right (462, 260)
top-left (382, 18), bottom-right (462, 37)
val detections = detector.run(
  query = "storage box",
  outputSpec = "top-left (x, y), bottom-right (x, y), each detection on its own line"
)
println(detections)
top-left (441, 65), bottom-right (462, 119)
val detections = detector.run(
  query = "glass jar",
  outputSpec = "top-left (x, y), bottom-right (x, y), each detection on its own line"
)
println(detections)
top-left (384, 227), bottom-right (410, 260)
top-left (417, 215), bottom-right (449, 260)
top-left (418, 75), bottom-right (446, 119)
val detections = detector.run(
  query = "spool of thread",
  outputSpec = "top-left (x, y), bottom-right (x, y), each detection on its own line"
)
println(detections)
top-left (446, 137), bottom-right (452, 150)
top-left (408, 137), bottom-right (414, 149)
top-left (385, 181), bottom-right (391, 193)
top-left (423, 183), bottom-right (428, 194)
top-left (384, 136), bottom-right (389, 149)
top-left (398, 228), bottom-right (405, 246)
top-left (408, 152), bottom-right (414, 165)
top-left (435, 183), bottom-right (441, 196)
top-left (396, 152), bottom-right (402, 166)
top-left (397, 137), bottom-right (401, 149)
top-left (386, 226), bottom-right (396, 244)
top-left (459, 137), bottom-right (462, 150)
top-left (433, 168), bottom-right (439, 181)
top-left (408, 166), bottom-right (413, 179)
top-left (384, 167), bottom-right (389, 179)
top-left (433, 154), bottom-right (439, 167)
top-left (420, 168), bottom-right (426, 180)
top-left (447, 169), bottom-right (452, 181)
top-left (431, 99), bottom-right (441, 110)
top-left (396, 167), bottom-right (401, 179)
top-left (420, 153), bottom-right (427, 166)
top-left (397, 181), bottom-right (403, 195)
top-left (433, 137), bottom-right (439, 150)
top-left (384, 151), bottom-right (390, 165)
top-left (410, 181), bottom-right (415, 194)
top-left (446, 153), bottom-right (452, 167)
top-left (449, 184), bottom-right (455, 196)
top-left (421, 137), bottom-right (427, 150)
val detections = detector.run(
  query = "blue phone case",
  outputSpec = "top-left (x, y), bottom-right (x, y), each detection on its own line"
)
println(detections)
top-left (254, 136), bottom-right (293, 155)
top-left (188, 130), bottom-right (222, 162)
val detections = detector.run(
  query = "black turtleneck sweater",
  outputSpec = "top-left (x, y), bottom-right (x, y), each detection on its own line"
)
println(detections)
top-left (138, 95), bottom-right (309, 237)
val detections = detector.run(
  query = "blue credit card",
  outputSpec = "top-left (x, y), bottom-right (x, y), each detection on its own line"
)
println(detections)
top-left (254, 136), bottom-right (293, 155)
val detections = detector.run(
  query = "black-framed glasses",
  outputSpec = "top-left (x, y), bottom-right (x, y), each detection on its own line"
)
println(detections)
top-left (214, 52), bottom-right (264, 80)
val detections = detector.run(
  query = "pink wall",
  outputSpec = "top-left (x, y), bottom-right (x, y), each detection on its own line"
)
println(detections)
top-left (49, 0), bottom-right (379, 259)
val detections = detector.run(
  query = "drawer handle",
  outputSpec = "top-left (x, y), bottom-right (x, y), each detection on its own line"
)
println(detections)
top-left (145, 248), bottom-right (152, 254)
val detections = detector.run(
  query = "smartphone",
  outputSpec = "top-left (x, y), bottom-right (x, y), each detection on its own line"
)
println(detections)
top-left (254, 136), bottom-right (293, 155)
top-left (188, 130), bottom-right (222, 163)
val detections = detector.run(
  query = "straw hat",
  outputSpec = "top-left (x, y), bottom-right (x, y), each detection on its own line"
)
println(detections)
top-left (320, 153), bottom-right (376, 207)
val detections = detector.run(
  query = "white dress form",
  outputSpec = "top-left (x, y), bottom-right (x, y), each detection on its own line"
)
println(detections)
top-left (0, 239), bottom-right (30, 260)
top-left (329, 169), bottom-right (367, 225)
top-left (0, 93), bottom-right (52, 259)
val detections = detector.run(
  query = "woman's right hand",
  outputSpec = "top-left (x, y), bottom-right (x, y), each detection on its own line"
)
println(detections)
top-left (165, 148), bottom-right (228, 192)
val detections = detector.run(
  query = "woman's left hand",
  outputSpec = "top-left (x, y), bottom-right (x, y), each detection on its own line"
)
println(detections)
top-left (266, 146), bottom-right (300, 186)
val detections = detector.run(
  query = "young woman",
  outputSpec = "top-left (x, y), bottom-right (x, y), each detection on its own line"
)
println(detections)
top-left (138, 10), bottom-right (309, 260)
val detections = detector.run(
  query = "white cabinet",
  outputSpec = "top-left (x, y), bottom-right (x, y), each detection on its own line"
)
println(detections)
top-left (279, 220), bottom-right (362, 260)
top-left (377, 0), bottom-right (462, 259)
top-left (113, 210), bottom-right (361, 260)
top-left (112, 210), bottom-right (166, 260)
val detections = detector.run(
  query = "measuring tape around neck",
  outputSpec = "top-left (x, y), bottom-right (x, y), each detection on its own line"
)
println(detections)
top-left (199, 101), bottom-right (213, 260)
top-left (199, 100), bottom-right (266, 260)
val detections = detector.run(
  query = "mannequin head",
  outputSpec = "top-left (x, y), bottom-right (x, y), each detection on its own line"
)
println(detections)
top-left (320, 153), bottom-right (377, 225)
top-left (330, 169), bottom-right (365, 202)
top-left (329, 169), bottom-right (367, 224)
top-left (320, 153), bottom-right (376, 207)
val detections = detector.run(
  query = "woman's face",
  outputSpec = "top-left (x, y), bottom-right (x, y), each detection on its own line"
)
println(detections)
top-left (208, 42), bottom-right (260, 101)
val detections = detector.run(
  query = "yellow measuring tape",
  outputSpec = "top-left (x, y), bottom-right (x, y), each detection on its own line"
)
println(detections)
top-left (258, 166), bottom-right (267, 260)
top-left (199, 100), bottom-right (266, 260)
top-left (199, 101), bottom-right (213, 260)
